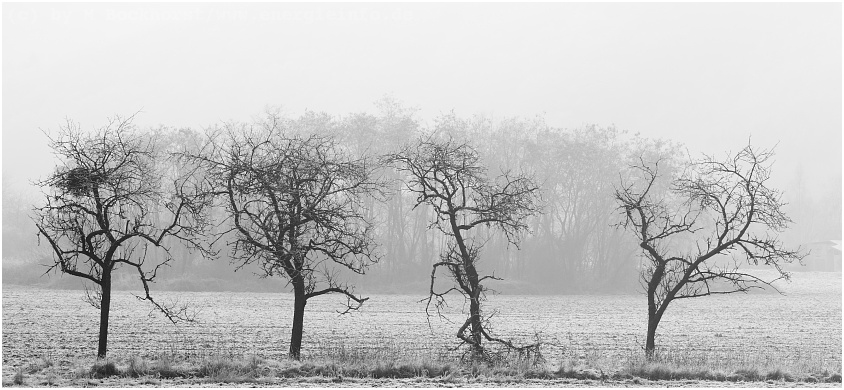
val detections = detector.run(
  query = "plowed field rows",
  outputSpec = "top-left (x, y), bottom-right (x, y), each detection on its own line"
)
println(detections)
top-left (3, 272), bottom-right (840, 371)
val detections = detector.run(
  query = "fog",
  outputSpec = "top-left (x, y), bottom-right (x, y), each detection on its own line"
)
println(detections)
top-left (3, 3), bottom-right (840, 292)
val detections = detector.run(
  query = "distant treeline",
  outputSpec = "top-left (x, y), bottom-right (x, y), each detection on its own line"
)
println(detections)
top-left (3, 98), bottom-right (839, 294)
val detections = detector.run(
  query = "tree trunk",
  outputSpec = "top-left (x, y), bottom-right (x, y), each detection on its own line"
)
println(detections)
top-left (468, 288), bottom-right (483, 354)
top-left (289, 278), bottom-right (307, 360)
top-left (451, 215), bottom-right (485, 357)
top-left (464, 259), bottom-right (484, 357)
top-left (645, 300), bottom-right (665, 360)
top-left (97, 271), bottom-right (112, 358)
top-left (645, 317), bottom-right (657, 359)
top-left (645, 265), bottom-right (665, 360)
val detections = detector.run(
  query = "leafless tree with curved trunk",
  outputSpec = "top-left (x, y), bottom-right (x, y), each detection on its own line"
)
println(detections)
top-left (189, 117), bottom-right (381, 359)
top-left (615, 142), bottom-right (804, 358)
top-left (388, 136), bottom-right (541, 361)
top-left (34, 115), bottom-right (211, 358)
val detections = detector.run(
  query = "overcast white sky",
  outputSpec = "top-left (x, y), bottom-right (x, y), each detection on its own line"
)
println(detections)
top-left (3, 2), bottom-right (841, 199)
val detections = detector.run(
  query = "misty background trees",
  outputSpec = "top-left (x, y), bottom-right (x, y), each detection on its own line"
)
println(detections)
top-left (7, 99), bottom-right (838, 296)
top-left (1, 97), bottom-right (819, 361)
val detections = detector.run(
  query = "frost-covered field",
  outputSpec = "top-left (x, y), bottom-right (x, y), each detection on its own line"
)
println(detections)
top-left (2, 271), bottom-right (841, 385)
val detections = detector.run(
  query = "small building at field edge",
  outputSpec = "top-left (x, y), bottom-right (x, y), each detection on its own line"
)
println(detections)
top-left (800, 240), bottom-right (842, 272)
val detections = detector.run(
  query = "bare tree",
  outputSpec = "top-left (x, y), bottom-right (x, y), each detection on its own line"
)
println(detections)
top-left (192, 117), bottom-right (381, 359)
top-left (34, 115), bottom-right (210, 358)
top-left (615, 142), bottom-right (804, 358)
top-left (388, 135), bottom-right (541, 361)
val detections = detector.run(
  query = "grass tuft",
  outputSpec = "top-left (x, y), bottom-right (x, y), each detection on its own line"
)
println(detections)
top-left (246, 354), bottom-right (264, 372)
top-left (150, 353), bottom-right (183, 378)
top-left (126, 355), bottom-right (149, 377)
top-left (196, 354), bottom-right (265, 383)
top-left (734, 367), bottom-right (761, 381)
top-left (198, 356), bottom-right (238, 381)
top-left (26, 356), bottom-right (54, 374)
top-left (13, 368), bottom-right (24, 385)
top-left (91, 360), bottom-right (120, 378)
top-left (371, 361), bottom-right (417, 378)
top-left (42, 372), bottom-right (57, 386)
top-left (765, 368), bottom-right (793, 382)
